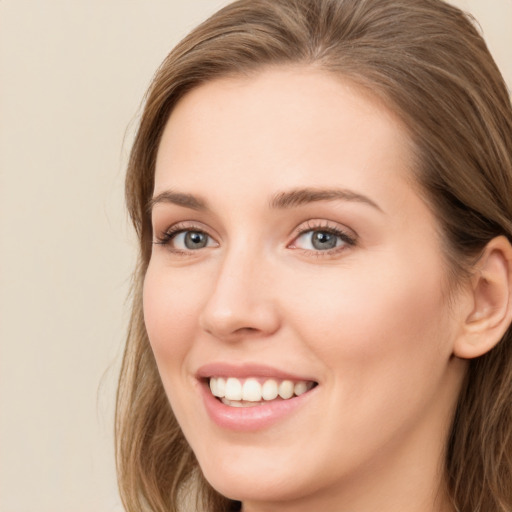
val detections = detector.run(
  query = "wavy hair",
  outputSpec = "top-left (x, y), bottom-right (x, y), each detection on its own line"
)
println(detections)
top-left (116, 1), bottom-right (512, 510)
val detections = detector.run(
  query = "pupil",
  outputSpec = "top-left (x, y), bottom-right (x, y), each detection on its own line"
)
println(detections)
top-left (185, 231), bottom-right (207, 249)
top-left (312, 231), bottom-right (337, 250)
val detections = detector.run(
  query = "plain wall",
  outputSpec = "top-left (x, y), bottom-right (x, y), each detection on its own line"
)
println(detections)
top-left (0, 1), bottom-right (510, 511)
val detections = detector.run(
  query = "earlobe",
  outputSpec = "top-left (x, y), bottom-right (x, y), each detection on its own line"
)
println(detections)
top-left (454, 236), bottom-right (512, 359)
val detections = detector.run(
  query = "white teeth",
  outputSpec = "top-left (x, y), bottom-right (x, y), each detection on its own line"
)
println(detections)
top-left (209, 376), bottom-right (315, 405)
top-left (225, 377), bottom-right (243, 400)
top-left (261, 379), bottom-right (278, 400)
top-left (221, 398), bottom-right (261, 408)
top-left (216, 377), bottom-right (226, 397)
top-left (222, 399), bottom-right (245, 407)
top-left (278, 380), bottom-right (294, 399)
top-left (294, 381), bottom-right (308, 396)
top-left (209, 376), bottom-right (226, 397)
top-left (209, 378), bottom-right (217, 396)
top-left (242, 378), bottom-right (262, 402)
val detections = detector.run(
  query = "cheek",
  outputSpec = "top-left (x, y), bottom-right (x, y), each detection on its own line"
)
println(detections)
top-left (142, 263), bottom-right (209, 435)
top-left (285, 251), bottom-right (453, 376)
top-left (278, 253), bottom-right (456, 464)
top-left (142, 263), bottom-right (202, 366)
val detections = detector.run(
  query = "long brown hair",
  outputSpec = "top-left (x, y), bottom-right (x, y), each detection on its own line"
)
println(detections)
top-left (116, 1), bottom-right (512, 510)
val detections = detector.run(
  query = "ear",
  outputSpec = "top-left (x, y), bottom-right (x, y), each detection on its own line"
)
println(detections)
top-left (453, 236), bottom-right (512, 359)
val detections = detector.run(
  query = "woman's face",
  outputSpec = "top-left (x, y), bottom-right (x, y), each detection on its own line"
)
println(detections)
top-left (144, 68), bottom-right (467, 510)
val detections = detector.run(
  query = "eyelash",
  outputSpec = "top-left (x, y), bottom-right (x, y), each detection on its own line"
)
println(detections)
top-left (290, 221), bottom-right (357, 256)
top-left (153, 220), bottom-right (357, 257)
top-left (153, 222), bottom-right (213, 255)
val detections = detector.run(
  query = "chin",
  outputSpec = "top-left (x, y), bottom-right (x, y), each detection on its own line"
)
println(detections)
top-left (203, 469), bottom-right (304, 505)
top-left (194, 443), bottom-right (321, 505)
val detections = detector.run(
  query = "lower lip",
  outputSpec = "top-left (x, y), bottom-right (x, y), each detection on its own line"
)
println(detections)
top-left (200, 381), bottom-right (316, 431)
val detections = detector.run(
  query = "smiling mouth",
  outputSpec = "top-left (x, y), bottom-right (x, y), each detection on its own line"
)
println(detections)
top-left (208, 376), bottom-right (317, 407)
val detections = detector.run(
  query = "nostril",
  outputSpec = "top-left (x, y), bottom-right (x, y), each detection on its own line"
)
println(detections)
top-left (236, 326), bottom-right (258, 334)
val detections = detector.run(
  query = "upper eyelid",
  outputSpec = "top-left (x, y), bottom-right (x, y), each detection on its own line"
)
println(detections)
top-left (290, 219), bottom-right (358, 238)
top-left (156, 220), bottom-right (215, 237)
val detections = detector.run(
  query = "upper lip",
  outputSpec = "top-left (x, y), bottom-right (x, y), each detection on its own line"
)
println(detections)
top-left (196, 362), bottom-right (318, 382)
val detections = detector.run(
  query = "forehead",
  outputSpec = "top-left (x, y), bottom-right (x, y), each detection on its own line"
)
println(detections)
top-left (154, 67), bottom-right (415, 209)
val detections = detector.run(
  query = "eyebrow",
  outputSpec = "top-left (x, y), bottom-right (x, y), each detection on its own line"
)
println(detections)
top-left (148, 190), bottom-right (208, 213)
top-left (148, 187), bottom-right (382, 213)
top-left (269, 187), bottom-right (383, 212)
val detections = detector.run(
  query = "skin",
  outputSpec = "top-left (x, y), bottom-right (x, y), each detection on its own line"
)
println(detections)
top-left (143, 67), bottom-right (470, 512)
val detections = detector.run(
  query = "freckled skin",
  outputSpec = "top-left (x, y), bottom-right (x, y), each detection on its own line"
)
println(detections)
top-left (143, 68), bottom-right (466, 512)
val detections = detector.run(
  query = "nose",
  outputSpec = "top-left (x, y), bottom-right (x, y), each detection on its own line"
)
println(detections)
top-left (198, 247), bottom-right (280, 342)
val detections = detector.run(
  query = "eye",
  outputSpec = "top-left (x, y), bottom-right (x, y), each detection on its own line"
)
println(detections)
top-left (154, 224), bottom-right (218, 253)
top-left (294, 230), bottom-right (345, 250)
top-left (289, 222), bottom-right (357, 255)
top-left (172, 230), bottom-right (214, 250)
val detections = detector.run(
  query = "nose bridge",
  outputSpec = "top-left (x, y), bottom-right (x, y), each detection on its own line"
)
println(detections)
top-left (199, 240), bottom-right (279, 340)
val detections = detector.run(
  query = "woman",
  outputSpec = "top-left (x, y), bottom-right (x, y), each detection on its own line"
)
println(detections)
top-left (116, 0), bottom-right (512, 511)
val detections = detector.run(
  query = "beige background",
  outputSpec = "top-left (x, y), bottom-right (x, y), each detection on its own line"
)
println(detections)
top-left (0, 1), bottom-right (510, 511)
